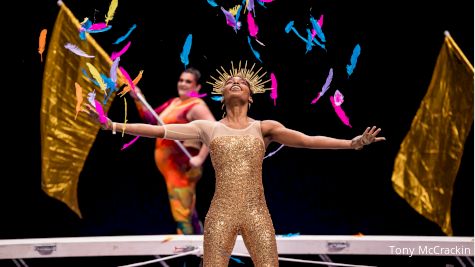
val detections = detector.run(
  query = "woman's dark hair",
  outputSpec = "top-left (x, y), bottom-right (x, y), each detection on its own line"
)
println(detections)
top-left (183, 67), bottom-right (201, 84)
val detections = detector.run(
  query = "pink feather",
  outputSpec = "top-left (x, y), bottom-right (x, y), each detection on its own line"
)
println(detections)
top-left (311, 15), bottom-right (324, 39)
top-left (88, 23), bottom-right (108, 31)
top-left (317, 15), bottom-right (324, 27)
top-left (334, 89), bottom-right (344, 106)
top-left (121, 136), bottom-right (140, 151)
top-left (310, 92), bottom-right (321, 104)
top-left (311, 29), bottom-right (317, 39)
top-left (270, 73), bottom-right (278, 106)
top-left (259, 0), bottom-right (274, 2)
top-left (94, 100), bottom-right (108, 125)
top-left (330, 96), bottom-right (351, 128)
top-left (247, 13), bottom-right (259, 37)
top-left (187, 91), bottom-right (207, 98)
top-left (311, 68), bottom-right (333, 104)
top-left (119, 67), bottom-right (136, 92)
top-left (111, 41), bottom-right (131, 61)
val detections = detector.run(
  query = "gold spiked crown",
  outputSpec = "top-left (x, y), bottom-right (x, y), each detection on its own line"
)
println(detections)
top-left (207, 61), bottom-right (271, 94)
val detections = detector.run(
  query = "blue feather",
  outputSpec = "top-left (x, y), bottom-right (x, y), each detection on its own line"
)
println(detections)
top-left (284, 21), bottom-right (294, 33)
top-left (83, 20), bottom-right (92, 29)
top-left (79, 30), bottom-right (86, 40)
top-left (280, 232), bottom-right (300, 237)
top-left (285, 21), bottom-right (308, 44)
top-left (310, 16), bottom-right (326, 43)
top-left (312, 37), bottom-right (326, 50)
top-left (256, 0), bottom-right (267, 8)
top-left (230, 256), bottom-right (245, 264)
top-left (113, 24), bottom-right (137, 45)
top-left (100, 74), bottom-right (118, 91)
top-left (346, 44), bottom-right (361, 77)
top-left (235, 5), bottom-right (243, 30)
top-left (180, 34), bottom-right (193, 69)
top-left (247, 36), bottom-right (262, 63)
top-left (211, 96), bottom-right (223, 101)
top-left (207, 0), bottom-right (218, 7)
top-left (82, 69), bottom-right (99, 86)
top-left (305, 29), bottom-right (313, 54)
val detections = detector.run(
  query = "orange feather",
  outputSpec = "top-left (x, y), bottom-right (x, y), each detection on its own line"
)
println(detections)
top-left (38, 29), bottom-right (47, 62)
top-left (75, 82), bottom-right (83, 120)
top-left (119, 70), bottom-right (144, 97)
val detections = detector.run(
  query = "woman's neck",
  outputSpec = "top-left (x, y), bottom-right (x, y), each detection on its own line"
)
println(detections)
top-left (224, 105), bottom-right (248, 124)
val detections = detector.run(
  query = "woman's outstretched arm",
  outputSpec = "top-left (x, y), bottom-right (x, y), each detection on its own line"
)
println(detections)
top-left (262, 120), bottom-right (385, 150)
top-left (83, 104), bottom-right (201, 140)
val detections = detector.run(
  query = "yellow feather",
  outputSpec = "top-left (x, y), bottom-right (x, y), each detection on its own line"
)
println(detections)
top-left (86, 63), bottom-right (107, 93)
top-left (38, 29), bottom-right (47, 62)
top-left (229, 5), bottom-right (241, 16)
top-left (105, 0), bottom-right (119, 25)
top-left (122, 97), bottom-right (127, 137)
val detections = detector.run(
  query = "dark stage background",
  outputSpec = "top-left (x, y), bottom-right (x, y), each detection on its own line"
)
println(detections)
top-left (2, 0), bottom-right (474, 266)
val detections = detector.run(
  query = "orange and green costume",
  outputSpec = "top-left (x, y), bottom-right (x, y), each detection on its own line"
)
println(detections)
top-left (137, 97), bottom-right (206, 234)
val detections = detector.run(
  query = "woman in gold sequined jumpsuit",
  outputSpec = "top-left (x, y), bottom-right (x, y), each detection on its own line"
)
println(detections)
top-left (85, 68), bottom-right (385, 267)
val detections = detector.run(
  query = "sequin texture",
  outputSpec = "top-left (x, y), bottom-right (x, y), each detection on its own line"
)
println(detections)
top-left (203, 134), bottom-right (278, 266)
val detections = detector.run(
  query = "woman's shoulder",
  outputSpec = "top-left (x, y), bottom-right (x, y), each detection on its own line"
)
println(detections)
top-left (259, 120), bottom-right (285, 135)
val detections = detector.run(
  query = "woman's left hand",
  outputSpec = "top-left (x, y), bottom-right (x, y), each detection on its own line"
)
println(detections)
top-left (351, 126), bottom-right (386, 150)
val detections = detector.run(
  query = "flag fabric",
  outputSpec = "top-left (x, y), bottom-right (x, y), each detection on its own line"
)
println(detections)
top-left (41, 2), bottom-right (121, 217)
top-left (391, 34), bottom-right (474, 235)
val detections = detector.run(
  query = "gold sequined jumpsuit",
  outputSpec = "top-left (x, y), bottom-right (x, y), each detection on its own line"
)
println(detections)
top-left (163, 120), bottom-right (279, 266)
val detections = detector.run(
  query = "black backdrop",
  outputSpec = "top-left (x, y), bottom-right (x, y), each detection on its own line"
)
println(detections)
top-left (3, 0), bottom-right (473, 264)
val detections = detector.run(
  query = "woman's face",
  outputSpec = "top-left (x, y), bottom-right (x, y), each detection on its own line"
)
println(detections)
top-left (177, 72), bottom-right (199, 97)
top-left (222, 76), bottom-right (251, 100)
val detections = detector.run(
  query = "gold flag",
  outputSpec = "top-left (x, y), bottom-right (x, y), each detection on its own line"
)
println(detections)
top-left (391, 34), bottom-right (474, 235)
top-left (41, 2), bottom-right (121, 217)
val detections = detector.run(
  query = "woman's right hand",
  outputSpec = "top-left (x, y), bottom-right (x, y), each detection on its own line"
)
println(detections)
top-left (83, 103), bottom-right (112, 130)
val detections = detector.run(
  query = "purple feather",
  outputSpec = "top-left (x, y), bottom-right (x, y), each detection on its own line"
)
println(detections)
top-left (221, 7), bottom-right (241, 31)
top-left (110, 57), bottom-right (120, 82)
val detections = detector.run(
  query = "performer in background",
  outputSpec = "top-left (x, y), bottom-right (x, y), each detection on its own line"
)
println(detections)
top-left (130, 68), bottom-right (215, 234)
